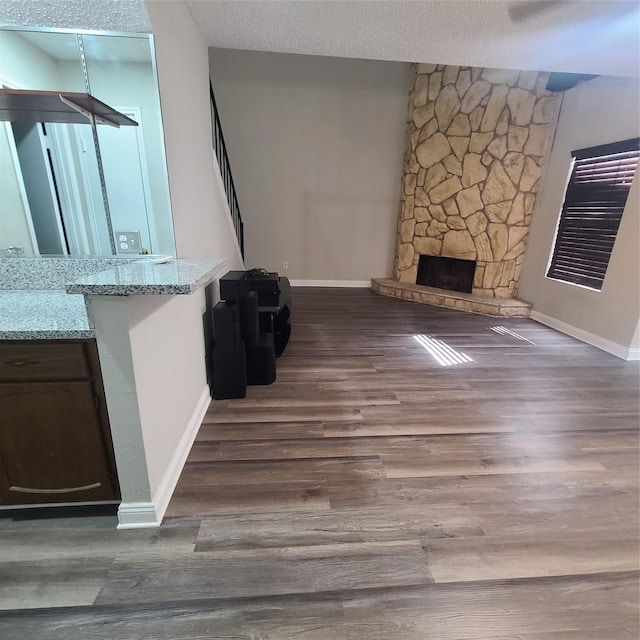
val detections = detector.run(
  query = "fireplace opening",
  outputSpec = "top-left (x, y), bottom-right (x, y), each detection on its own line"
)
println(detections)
top-left (416, 255), bottom-right (476, 294)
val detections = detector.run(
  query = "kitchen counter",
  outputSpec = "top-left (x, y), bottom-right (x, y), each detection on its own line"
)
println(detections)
top-left (0, 289), bottom-right (93, 340)
top-left (0, 257), bottom-right (227, 340)
top-left (65, 258), bottom-right (226, 296)
top-left (0, 256), bottom-right (138, 290)
top-left (0, 254), bottom-right (233, 527)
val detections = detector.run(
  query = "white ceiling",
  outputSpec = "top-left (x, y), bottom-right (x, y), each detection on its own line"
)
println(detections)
top-left (0, 0), bottom-right (151, 34)
top-left (17, 31), bottom-right (153, 64)
top-left (1, 1), bottom-right (637, 77)
top-left (187, 0), bottom-right (640, 78)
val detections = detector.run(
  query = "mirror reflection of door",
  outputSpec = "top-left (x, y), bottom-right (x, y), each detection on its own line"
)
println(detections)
top-left (74, 108), bottom-right (156, 255)
top-left (46, 121), bottom-right (111, 255)
top-left (0, 117), bottom-right (38, 255)
top-left (9, 115), bottom-right (157, 257)
top-left (10, 122), bottom-right (68, 254)
top-left (10, 118), bottom-right (112, 256)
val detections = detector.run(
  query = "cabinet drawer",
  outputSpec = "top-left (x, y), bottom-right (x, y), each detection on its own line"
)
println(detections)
top-left (0, 342), bottom-right (90, 381)
top-left (0, 381), bottom-right (118, 504)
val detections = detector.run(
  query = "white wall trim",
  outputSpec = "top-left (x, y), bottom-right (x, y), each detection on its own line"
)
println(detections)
top-left (117, 385), bottom-right (211, 529)
top-left (117, 502), bottom-right (159, 529)
top-left (627, 348), bottom-right (640, 361)
top-left (530, 310), bottom-right (636, 361)
top-left (151, 385), bottom-right (211, 522)
top-left (290, 279), bottom-right (371, 288)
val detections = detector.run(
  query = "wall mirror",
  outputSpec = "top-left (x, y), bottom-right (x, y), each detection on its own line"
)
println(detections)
top-left (0, 27), bottom-right (176, 257)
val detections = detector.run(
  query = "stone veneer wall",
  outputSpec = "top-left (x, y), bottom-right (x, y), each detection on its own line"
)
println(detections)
top-left (393, 64), bottom-right (559, 298)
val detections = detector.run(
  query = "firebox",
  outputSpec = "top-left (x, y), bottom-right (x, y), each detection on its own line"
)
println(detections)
top-left (416, 255), bottom-right (476, 294)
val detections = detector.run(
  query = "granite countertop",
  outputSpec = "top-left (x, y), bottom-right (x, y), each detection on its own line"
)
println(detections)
top-left (0, 257), bottom-right (227, 340)
top-left (65, 258), bottom-right (226, 296)
top-left (0, 290), bottom-right (93, 340)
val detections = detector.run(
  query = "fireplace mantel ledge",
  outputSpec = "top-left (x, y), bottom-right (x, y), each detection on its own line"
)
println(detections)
top-left (371, 278), bottom-right (532, 318)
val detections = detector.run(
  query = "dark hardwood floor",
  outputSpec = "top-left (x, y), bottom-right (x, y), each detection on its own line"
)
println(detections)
top-left (1, 287), bottom-right (638, 638)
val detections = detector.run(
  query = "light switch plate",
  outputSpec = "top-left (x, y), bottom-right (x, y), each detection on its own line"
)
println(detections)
top-left (115, 231), bottom-right (142, 254)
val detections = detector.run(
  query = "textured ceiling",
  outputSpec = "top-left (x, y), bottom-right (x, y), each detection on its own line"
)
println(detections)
top-left (0, 0), bottom-right (151, 33)
top-left (187, 0), bottom-right (640, 77)
top-left (17, 31), bottom-right (153, 63)
top-left (1, 1), bottom-right (636, 77)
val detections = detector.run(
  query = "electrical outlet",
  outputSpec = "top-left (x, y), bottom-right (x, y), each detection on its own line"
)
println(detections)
top-left (283, 261), bottom-right (289, 269)
top-left (115, 231), bottom-right (142, 254)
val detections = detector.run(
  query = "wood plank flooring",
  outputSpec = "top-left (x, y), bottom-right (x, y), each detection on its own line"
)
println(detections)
top-left (1, 287), bottom-right (638, 639)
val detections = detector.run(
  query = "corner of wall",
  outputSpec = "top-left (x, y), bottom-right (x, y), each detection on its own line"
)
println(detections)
top-left (117, 383), bottom-right (211, 529)
top-left (145, 0), bottom-right (244, 267)
top-left (518, 75), bottom-right (640, 351)
top-left (530, 310), bottom-right (637, 361)
top-left (395, 63), bottom-right (558, 299)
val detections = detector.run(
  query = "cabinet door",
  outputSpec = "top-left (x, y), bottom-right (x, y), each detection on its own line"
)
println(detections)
top-left (0, 381), bottom-right (118, 505)
top-left (0, 342), bottom-right (90, 381)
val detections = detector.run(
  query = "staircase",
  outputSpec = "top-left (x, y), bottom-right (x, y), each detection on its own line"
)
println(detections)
top-left (210, 82), bottom-right (244, 258)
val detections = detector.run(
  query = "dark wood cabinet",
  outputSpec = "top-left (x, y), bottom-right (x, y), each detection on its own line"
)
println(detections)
top-left (0, 340), bottom-right (119, 506)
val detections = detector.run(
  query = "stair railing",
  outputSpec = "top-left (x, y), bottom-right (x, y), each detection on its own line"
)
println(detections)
top-left (210, 82), bottom-right (244, 258)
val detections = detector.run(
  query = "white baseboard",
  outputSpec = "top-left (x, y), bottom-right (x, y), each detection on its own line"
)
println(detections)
top-left (117, 385), bottom-right (211, 530)
top-left (530, 311), bottom-right (635, 361)
top-left (627, 348), bottom-right (640, 361)
top-left (289, 279), bottom-right (371, 288)
top-left (151, 385), bottom-right (211, 522)
top-left (117, 502), bottom-right (160, 529)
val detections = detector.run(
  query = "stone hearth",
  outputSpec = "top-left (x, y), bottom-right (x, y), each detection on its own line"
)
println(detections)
top-left (393, 63), bottom-right (559, 302)
top-left (372, 278), bottom-right (532, 317)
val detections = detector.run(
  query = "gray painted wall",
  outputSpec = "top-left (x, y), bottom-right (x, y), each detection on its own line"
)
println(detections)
top-left (147, 3), bottom-right (244, 266)
top-left (209, 48), bottom-right (410, 282)
top-left (518, 75), bottom-right (640, 354)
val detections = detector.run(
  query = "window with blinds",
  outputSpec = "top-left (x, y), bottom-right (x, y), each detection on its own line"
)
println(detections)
top-left (546, 138), bottom-right (640, 290)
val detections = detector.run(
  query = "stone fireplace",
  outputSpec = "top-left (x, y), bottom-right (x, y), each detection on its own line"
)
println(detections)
top-left (373, 63), bottom-right (559, 317)
top-left (417, 255), bottom-right (476, 293)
